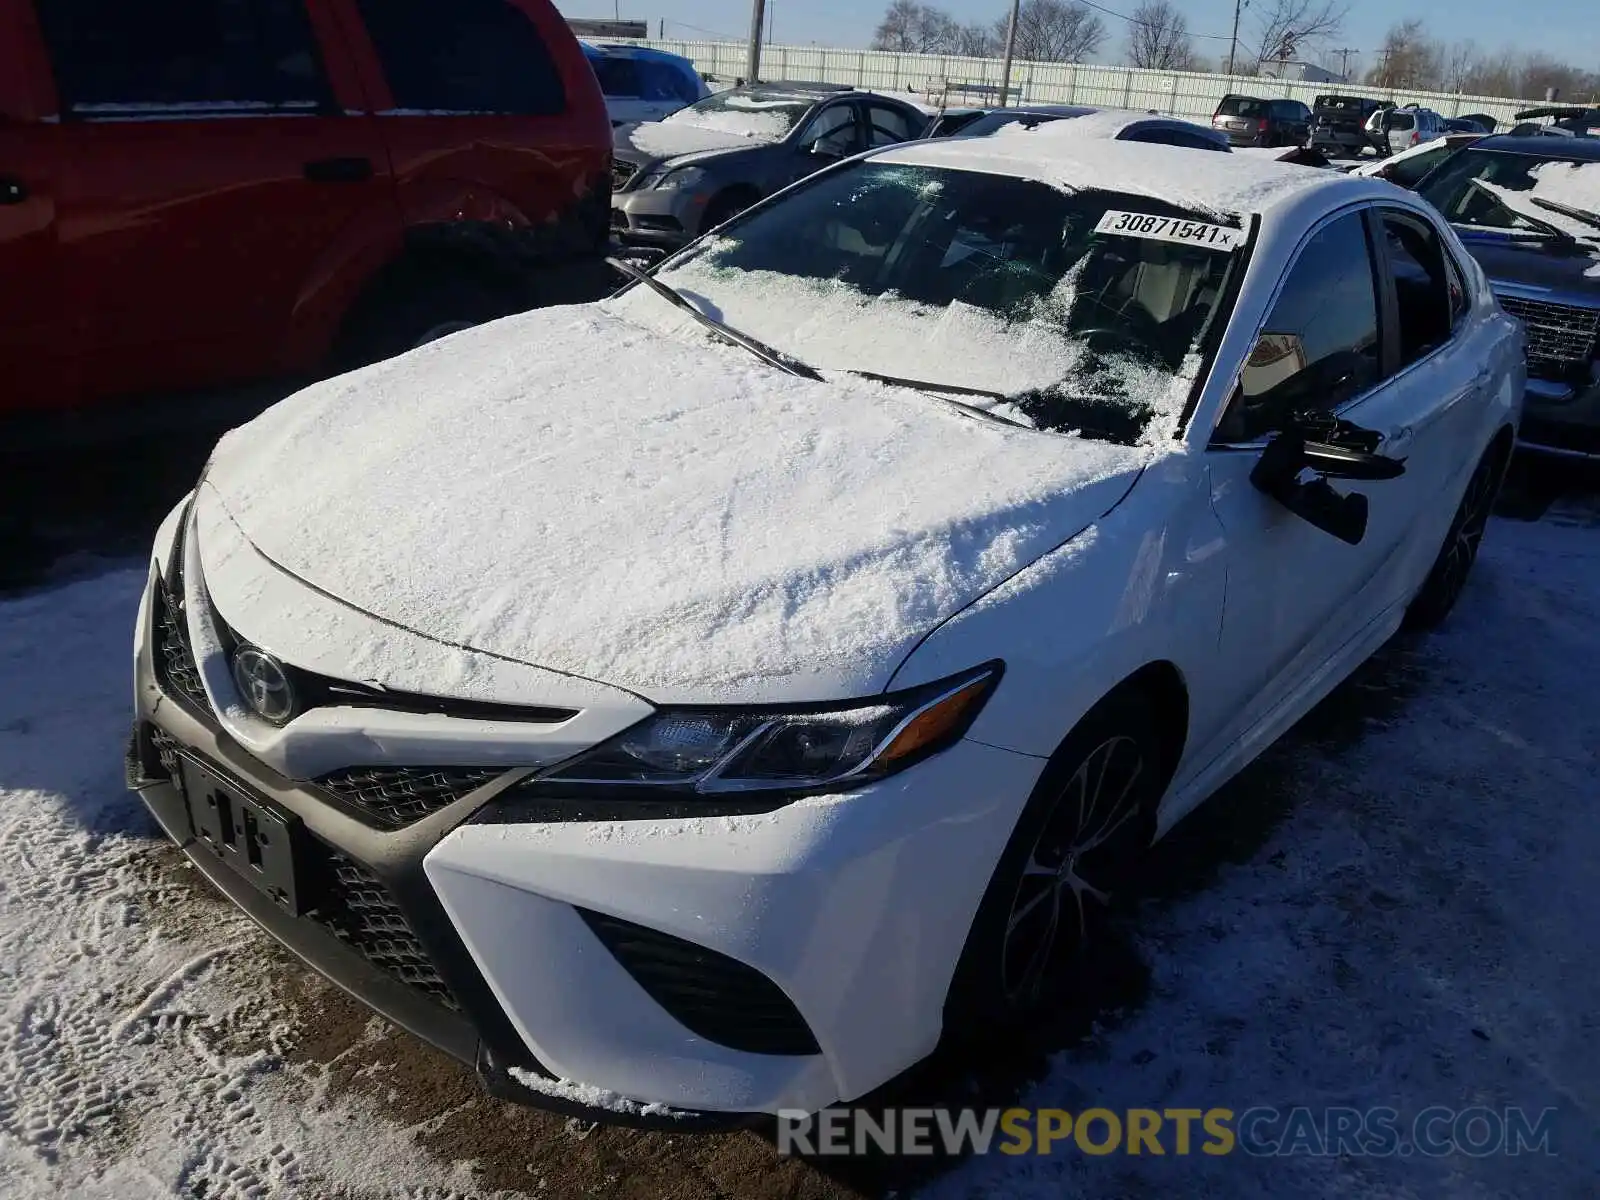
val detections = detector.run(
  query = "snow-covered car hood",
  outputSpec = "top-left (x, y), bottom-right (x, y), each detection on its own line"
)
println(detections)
top-left (614, 119), bottom-right (777, 168)
top-left (200, 306), bottom-right (1148, 705)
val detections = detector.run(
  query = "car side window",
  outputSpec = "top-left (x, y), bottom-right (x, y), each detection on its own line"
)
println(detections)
top-left (1380, 209), bottom-right (1458, 363)
top-left (36, 0), bottom-right (331, 114)
top-left (801, 103), bottom-right (861, 157)
top-left (591, 56), bottom-right (641, 100)
top-left (354, 0), bottom-right (566, 115)
top-left (866, 103), bottom-right (916, 147)
top-left (1124, 127), bottom-right (1224, 151)
top-left (1381, 142), bottom-right (1448, 188)
top-left (1218, 211), bottom-right (1382, 442)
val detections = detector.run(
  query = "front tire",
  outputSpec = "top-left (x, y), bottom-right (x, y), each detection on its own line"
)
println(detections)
top-left (943, 689), bottom-right (1168, 1033)
top-left (1404, 439), bottom-right (1508, 630)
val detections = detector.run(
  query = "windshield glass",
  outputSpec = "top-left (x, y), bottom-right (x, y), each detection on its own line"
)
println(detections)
top-left (606, 161), bottom-right (1246, 446)
top-left (1419, 149), bottom-right (1600, 239)
top-left (1315, 95), bottom-right (1366, 112)
top-left (1217, 96), bottom-right (1268, 118)
top-left (662, 88), bottom-right (816, 140)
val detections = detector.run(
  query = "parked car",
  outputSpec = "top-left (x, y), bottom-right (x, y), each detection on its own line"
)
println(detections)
top-left (1373, 105), bottom-right (1448, 157)
top-left (1506, 105), bottom-right (1600, 137)
top-left (1348, 132), bottom-right (1483, 187)
top-left (1210, 94), bottom-right (1313, 148)
top-left (1457, 113), bottom-right (1498, 134)
top-left (583, 43), bottom-right (709, 127)
top-left (130, 137), bottom-right (1521, 1124)
top-left (1417, 134), bottom-right (1600, 458)
top-left (1232, 144), bottom-right (1338, 168)
top-left (610, 82), bottom-right (930, 246)
top-left (938, 105), bottom-right (1230, 151)
top-left (1310, 93), bottom-right (1389, 157)
top-left (0, 0), bottom-right (611, 433)
top-left (1444, 117), bottom-right (1486, 135)
top-left (921, 106), bottom-right (992, 139)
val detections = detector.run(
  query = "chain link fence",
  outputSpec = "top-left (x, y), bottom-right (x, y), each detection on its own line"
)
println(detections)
top-left (621, 39), bottom-right (1543, 129)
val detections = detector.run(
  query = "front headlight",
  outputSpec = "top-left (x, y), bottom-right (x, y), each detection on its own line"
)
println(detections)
top-left (515, 663), bottom-right (1000, 799)
top-left (651, 165), bottom-right (707, 191)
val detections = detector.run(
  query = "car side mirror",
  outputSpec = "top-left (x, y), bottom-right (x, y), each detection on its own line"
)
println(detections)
top-left (1249, 419), bottom-right (1406, 546)
top-left (807, 141), bottom-right (844, 159)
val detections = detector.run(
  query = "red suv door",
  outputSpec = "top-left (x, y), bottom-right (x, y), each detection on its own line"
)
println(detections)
top-left (30, 0), bottom-right (400, 409)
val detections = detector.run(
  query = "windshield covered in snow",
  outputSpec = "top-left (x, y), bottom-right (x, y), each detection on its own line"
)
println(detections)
top-left (661, 88), bottom-right (817, 140)
top-left (609, 161), bottom-right (1245, 445)
top-left (1419, 149), bottom-right (1600, 241)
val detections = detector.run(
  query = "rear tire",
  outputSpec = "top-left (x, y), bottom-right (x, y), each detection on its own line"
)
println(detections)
top-left (943, 688), bottom-right (1168, 1035)
top-left (701, 190), bottom-right (757, 236)
top-left (1404, 438), bottom-right (1509, 630)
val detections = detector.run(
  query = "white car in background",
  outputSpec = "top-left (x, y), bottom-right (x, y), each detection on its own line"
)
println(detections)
top-left (130, 136), bottom-right (1522, 1124)
top-left (583, 42), bottom-right (708, 127)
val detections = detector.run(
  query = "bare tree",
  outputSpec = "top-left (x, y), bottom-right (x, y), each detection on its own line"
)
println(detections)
top-left (1440, 39), bottom-right (1478, 94)
top-left (872, 1), bottom-right (961, 53)
top-left (1251, 0), bottom-right (1347, 71)
top-left (993, 0), bottom-right (1107, 63)
top-left (951, 22), bottom-right (997, 56)
top-left (1126, 0), bottom-right (1196, 70)
top-left (1365, 19), bottom-right (1441, 89)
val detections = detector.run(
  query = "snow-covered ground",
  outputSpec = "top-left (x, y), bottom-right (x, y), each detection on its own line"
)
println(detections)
top-left (2, 499), bottom-right (1597, 1198)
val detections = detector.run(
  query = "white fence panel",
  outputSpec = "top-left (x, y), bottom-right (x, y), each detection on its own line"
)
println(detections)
top-left (620, 39), bottom-right (1543, 128)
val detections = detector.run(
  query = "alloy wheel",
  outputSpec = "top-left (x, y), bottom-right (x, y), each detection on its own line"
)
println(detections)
top-left (999, 734), bottom-right (1148, 1006)
top-left (1433, 453), bottom-right (1499, 614)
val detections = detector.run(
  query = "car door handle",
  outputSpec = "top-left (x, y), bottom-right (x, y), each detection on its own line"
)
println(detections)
top-left (303, 156), bottom-right (373, 183)
top-left (0, 176), bottom-right (26, 205)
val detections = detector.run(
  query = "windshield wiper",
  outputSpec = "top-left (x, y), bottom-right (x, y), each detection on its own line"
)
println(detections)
top-left (1463, 178), bottom-right (1574, 241)
top-left (841, 370), bottom-right (1029, 428)
top-left (606, 256), bottom-right (822, 381)
top-left (1527, 195), bottom-right (1600, 235)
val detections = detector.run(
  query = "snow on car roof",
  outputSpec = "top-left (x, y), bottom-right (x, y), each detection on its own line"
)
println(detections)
top-left (874, 135), bottom-right (1364, 220)
top-left (990, 108), bottom-right (1176, 140)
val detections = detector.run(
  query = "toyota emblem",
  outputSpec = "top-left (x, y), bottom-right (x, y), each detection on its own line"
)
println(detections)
top-left (231, 646), bottom-right (298, 725)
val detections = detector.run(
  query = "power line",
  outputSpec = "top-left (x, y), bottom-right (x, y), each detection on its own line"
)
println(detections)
top-left (1074, 0), bottom-right (1238, 42)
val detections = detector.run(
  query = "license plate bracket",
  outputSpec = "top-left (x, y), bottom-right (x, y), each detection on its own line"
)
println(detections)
top-left (180, 758), bottom-right (302, 915)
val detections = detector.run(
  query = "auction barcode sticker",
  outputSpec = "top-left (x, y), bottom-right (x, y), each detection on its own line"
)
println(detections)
top-left (1093, 210), bottom-right (1246, 250)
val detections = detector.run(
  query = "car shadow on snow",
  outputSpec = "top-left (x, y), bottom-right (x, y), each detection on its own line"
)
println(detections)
top-left (779, 635), bottom-right (1435, 1198)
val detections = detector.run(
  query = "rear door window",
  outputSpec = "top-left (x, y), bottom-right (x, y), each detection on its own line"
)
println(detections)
top-left (355, 0), bottom-right (566, 115)
top-left (1379, 209), bottom-right (1458, 364)
top-left (590, 54), bottom-right (641, 99)
top-left (865, 102), bottom-right (917, 147)
top-left (36, 0), bottom-right (332, 114)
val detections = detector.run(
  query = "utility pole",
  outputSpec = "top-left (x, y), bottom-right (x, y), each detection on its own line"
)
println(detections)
top-left (998, 0), bottom-right (1021, 106)
top-left (745, 0), bottom-right (768, 85)
top-left (1226, 0), bottom-right (1244, 77)
top-left (1332, 47), bottom-right (1356, 80)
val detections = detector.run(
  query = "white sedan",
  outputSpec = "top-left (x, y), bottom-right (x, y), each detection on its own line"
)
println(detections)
top-left (129, 136), bottom-right (1523, 1123)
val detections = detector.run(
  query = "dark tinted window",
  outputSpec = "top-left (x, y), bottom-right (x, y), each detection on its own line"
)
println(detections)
top-left (1217, 96), bottom-right (1268, 117)
top-left (800, 102), bottom-right (862, 156)
top-left (1382, 141), bottom-right (1452, 188)
top-left (37, 0), bottom-right (330, 112)
top-left (641, 60), bottom-right (699, 104)
top-left (1418, 148), bottom-right (1600, 236)
top-left (1124, 127), bottom-right (1226, 151)
top-left (866, 102), bottom-right (917, 146)
top-left (1224, 212), bottom-right (1381, 440)
top-left (590, 54), bottom-right (641, 98)
top-left (356, 0), bottom-right (566, 115)
top-left (1381, 210), bottom-right (1457, 363)
top-left (1388, 111), bottom-right (1415, 132)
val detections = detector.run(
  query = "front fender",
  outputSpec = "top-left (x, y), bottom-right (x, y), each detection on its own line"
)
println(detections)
top-left (889, 457), bottom-right (1228, 761)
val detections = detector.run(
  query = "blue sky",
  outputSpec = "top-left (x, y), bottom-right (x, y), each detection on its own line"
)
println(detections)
top-left (559, 0), bottom-right (1600, 79)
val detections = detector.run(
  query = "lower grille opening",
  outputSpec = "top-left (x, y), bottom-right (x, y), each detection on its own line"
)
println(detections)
top-left (153, 584), bottom-right (210, 715)
top-left (316, 767), bottom-right (506, 830)
top-left (314, 853), bottom-right (459, 1012)
top-left (578, 909), bottom-right (820, 1056)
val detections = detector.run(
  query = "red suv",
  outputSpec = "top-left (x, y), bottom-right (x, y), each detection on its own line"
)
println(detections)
top-left (0, 0), bottom-right (609, 426)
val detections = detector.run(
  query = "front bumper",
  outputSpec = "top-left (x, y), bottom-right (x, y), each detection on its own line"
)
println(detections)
top-left (1518, 375), bottom-right (1600, 460)
top-left (610, 184), bottom-right (708, 246)
top-left (130, 505), bottom-right (1046, 1120)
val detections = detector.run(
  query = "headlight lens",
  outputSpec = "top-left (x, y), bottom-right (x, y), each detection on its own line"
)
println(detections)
top-left (651, 165), bottom-right (706, 191)
top-left (520, 663), bottom-right (1000, 798)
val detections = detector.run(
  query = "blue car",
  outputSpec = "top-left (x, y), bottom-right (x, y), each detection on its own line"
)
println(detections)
top-left (583, 43), bottom-right (710, 127)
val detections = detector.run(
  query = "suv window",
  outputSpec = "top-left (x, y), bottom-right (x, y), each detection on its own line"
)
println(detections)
top-left (642, 61), bottom-right (698, 105)
top-left (1388, 111), bottom-right (1415, 132)
top-left (36, 0), bottom-right (330, 113)
top-left (355, 0), bottom-right (566, 115)
top-left (591, 55), bottom-right (641, 99)
top-left (1217, 96), bottom-right (1268, 118)
top-left (1222, 211), bottom-right (1381, 441)
top-left (1381, 209), bottom-right (1457, 364)
top-left (866, 102), bottom-right (916, 147)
